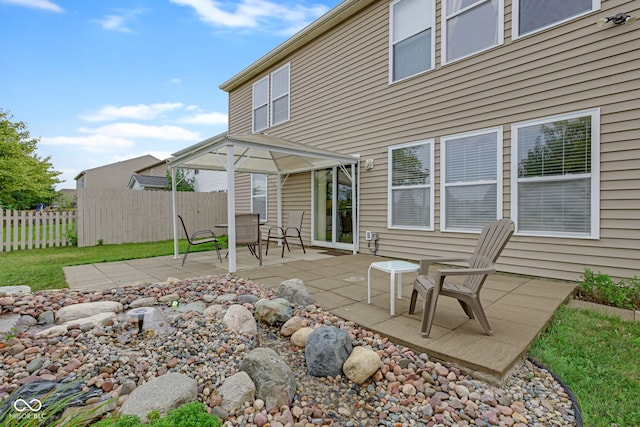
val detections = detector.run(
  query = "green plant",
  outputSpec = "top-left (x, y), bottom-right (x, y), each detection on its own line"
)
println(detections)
top-left (93, 402), bottom-right (221, 427)
top-left (576, 268), bottom-right (640, 310)
top-left (97, 239), bottom-right (104, 246)
top-left (66, 225), bottom-right (78, 246)
top-left (530, 306), bottom-right (640, 427)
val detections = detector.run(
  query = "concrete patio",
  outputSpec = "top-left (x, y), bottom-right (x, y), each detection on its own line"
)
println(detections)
top-left (63, 247), bottom-right (576, 385)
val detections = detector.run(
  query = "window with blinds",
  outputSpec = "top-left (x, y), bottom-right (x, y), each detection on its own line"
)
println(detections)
top-left (441, 128), bottom-right (502, 231)
top-left (388, 140), bottom-right (434, 229)
top-left (271, 64), bottom-right (290, 126)
top-left (251, 174), bottom-right (267, 222)
top-left (252, 77), bottom-right (269, 133)
top-left (511, 109), bottom-right (600, 238)
top-left (390, 0), bottom-right (435, 83)
top-left (442, 0), bottom-right (503, 64)
top-left (513, 0), bottom-right (599, 38)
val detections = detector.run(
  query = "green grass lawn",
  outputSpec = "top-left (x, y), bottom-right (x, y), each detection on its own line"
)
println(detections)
top-left (0, 238), bottom-right (227, 292)
top-left (529, 305), bottom-right (640, 427)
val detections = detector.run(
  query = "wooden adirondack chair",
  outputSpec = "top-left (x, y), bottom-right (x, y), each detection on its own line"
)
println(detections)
top-left (409, 218), bottom-right (515, 337)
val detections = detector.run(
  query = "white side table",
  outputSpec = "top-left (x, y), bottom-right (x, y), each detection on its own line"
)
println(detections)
top-left (368, 260), bottom-right (419, 315)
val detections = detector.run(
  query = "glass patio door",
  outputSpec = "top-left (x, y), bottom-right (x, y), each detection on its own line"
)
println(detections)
top-left (313, 166), bottom-right (355, 249)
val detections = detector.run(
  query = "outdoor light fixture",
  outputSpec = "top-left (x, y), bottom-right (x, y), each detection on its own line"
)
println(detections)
top-left (597, 12), bottom-right (637, 26)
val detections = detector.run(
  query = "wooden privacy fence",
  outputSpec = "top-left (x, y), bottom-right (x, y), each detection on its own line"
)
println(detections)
top-left (76, 189), bottom-right (228, 247)
top-left (1, 209), bottom-right (76, 252)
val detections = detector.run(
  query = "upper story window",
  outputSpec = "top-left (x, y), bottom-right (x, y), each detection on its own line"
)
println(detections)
top-left (251, 173), bottom-right (267, 222)
top-left (513, 0), bottom-right (600, 39)
top-left (442, 0), bottom-right (504, 64)
top-left (388, 140), bottom-right (434, 230)
top-left (390, 0), bottom-right (435, 83)
top-left (252, 77), bottom-right (269, 133)
top-left (441, 127), bottom-right (502, 231)
top-left (511, 109), bottom-right (600, 238)
top-left (252, 63), bottom-right (290, 133)
top-left (271, 64), bottom-right (290, 126)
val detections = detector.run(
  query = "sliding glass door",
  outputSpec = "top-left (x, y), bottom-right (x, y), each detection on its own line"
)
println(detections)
top-left (313, 166), bottom-right (355, 249)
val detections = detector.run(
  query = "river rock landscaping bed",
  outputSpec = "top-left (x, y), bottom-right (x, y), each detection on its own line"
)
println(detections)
top-left (0, 275), bottom-right (578, 426)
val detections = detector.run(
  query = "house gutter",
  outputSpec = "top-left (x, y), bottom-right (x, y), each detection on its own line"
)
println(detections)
top-left (219, 0), bottom-right (377, 92)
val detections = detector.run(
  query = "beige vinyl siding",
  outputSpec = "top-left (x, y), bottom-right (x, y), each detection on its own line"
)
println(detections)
top-left (225, 0), bottom-right (640, 282)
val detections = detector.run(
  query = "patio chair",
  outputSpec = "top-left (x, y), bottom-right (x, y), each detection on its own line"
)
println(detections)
top-left (178, 215), bottom-right (222, 266)
top-left (236, 213), bottom-right (262, 266)
top-left (265, 210), bottom-right (306, 257)
top-left (409, 218), bottom-right (515, 337)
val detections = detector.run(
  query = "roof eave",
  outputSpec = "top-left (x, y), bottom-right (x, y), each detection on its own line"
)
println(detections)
top-left (219, 0), bottom-right (376, 92)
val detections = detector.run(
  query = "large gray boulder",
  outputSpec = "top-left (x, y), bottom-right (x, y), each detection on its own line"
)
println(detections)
top-left (218, 371), bottom-right (256, 414)
top-left (254, 298), bottom-right (292, 326)
top-left (119, 373), bottom-right (197, 422)
top-left (241, 348), bottom-right (296, 411)
top-left (305, 326), bottom-right (352, 377)
top-left (55, 301), bottom-right (123, 324)
top-left (276, 278), bottom-right (314, 306)
top-left (223, 304), bottom-right (257, 336)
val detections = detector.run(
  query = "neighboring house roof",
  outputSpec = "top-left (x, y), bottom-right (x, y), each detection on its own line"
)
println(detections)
top-left (219, 0), bottom-right (376, 92)
top-left (134, 158), bottom-right (169, 175)
top-left (74, 155), bottom-right (161, 181)
top-left (128, 174), bottom-right (168, 190)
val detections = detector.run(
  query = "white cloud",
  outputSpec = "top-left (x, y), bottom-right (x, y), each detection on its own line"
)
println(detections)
top-left (180, 112), bottom-right (228, 125)
top-left (171, 0), bottom-right (329, 34)
top-left (41, 134), bottom-right (135, 153)
top-left (169, 77), bottom-right (183, 85)
top-left (79, 123), bottom-right (201, 141)
top-left (80, 103), bottom-right (184, 122)
top-left (94, 9), bottom-right (145, 33)
top-left (1, 0), bottom-right (62, 12)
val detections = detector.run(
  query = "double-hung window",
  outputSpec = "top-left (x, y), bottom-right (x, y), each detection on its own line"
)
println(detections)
top-left (251, 174), bottom-right (267, 222)
top-left (390, 0), bottom-right (435, 83)
top-left (252, 77), bottom-right (269, 133)
top-left (513, 0), bottom-right (600, 38)
top-left (388, 140), bottom-right (434, 229)
top-left (441, 128), bottom-right (502, 231)
top-left (252, 63), bottom-right (290, 132)
top-left (271, 64), bottom-right (290, 126)
top-left (511, 109), bottom-right (600, 238)
top-left (442, 0), bottom-right (503, 64)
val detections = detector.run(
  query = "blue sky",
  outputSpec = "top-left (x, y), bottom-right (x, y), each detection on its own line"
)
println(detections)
top-left (0, 0), bottom-right (339, 189)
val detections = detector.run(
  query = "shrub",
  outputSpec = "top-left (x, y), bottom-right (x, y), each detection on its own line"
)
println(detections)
top-left (576, 268), bottom-right (640, 310)
top-left (93, 402), bottom-right (221, 427)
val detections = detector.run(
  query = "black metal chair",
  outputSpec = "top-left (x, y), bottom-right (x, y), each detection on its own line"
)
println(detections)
top-left (178, 215), bottom-right (222, 266)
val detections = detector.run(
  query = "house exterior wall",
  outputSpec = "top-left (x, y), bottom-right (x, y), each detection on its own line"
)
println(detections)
top-left (225, 0), bottom-right (640, 281)
top-left (193, 170), bottom-right (228, 193)
top-left (75, 155), bottom-right (160, 190)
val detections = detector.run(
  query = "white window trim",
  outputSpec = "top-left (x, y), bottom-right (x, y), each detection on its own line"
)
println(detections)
top-left (512, 0), bottom-right (600, 40)
top-left (388, 0), bottom-right (436, 84)
top-left (252, 76), bottom-right (269, 133)
top-left (441, 0), bottom-right (504, 65)
top-left (510, 108), bottom-right (600, 239)
top-left (440, 127), bottom-right (503, 233)
top-left (251, 173), bottom-right (268, 222)
top-left (270, 63), bottom-right (290, 127)
top-left (387, 139), bottom-right (435, 231)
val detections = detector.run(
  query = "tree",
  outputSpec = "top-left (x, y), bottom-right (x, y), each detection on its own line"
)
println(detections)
top-left (165, 168), bottom-right (196, 192)
top-left (0, 109), bottom-right (61, 210)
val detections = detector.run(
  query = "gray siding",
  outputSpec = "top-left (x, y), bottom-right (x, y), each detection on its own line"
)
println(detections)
top-left (228, 0), bottom-right (640, 281)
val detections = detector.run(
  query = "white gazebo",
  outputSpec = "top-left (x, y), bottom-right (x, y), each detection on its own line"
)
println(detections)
top-left (168, 132), bottom-right (359, 272)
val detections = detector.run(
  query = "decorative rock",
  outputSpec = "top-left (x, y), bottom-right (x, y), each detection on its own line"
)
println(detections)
top-left (342, 346), bottom-right (381, 384)
top-left (305, 326), bottom-right (352, 377)
top-left (218, 371), bottom-right (256, 414)
top-left (0, 286), bottom-right (31, 295)
top-left (254, 298), bottom-right (292, 326)
top-left (203, 304), bottom-right (224, 317)
top-left (0, 313), bottom-right (20, 334)
top-left (280, 316), bottom-right (307, 337)
top-left (129, 297), bottom-right (156, 308)
top-left (223, 304), bottom-right (257, 336)
top-left (37, 311), bottom-right (55, 325)
top-left (0, 296), bottom-right (16, 306)
top-left (276, 279), bottom-right (314, 306)
top-left (37, 312), bottom-right (117, 338)
top-left (290, 326), bottom-right (314, 347)
top-left (120, 373), bottom-right (197, 422)
top-left (121, 380), bottom-right (136, 395)
top-left (159, 293), bottom-right (180, 303)
top-left (55, 301), bottom-right (123, 324)
top-left (26, 358), bottom-right (44, 374)
top-left (241, 348), bottom-right (296, 411)
top-left (237, 294), bottom-right (258, 305)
